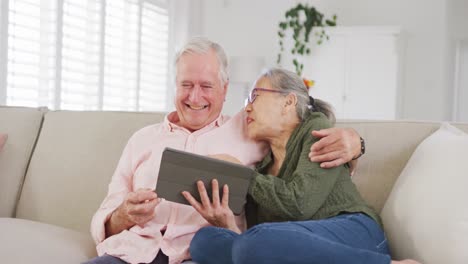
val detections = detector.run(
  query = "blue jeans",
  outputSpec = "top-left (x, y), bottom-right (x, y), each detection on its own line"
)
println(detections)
top-left (190, 213), bottom-right (391, 264)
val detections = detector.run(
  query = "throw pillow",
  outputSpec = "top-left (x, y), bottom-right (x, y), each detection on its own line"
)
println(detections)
top-left (381, 123), bottom-right (468, 264)
top-left (0, 133), bottom-right (7, 151)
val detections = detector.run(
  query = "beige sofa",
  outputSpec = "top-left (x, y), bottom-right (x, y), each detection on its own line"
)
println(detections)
top-left (1, 105), bottom-right (467, 263)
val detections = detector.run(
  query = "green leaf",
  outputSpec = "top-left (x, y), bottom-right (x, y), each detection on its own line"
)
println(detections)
top-left (279, 22), bottom-right (287, 30)
top-left (277, 3), bottom-right (338, 76)
top-left (325, 19), bottom-right (336, 26)
top-left (298, 45), bottom-right (304, 55)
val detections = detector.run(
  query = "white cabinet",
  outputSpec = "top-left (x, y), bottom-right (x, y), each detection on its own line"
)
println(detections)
top-left (454, 40), bottom-right (468, 122)
top-left (297, 27), bottom-right (402, 120)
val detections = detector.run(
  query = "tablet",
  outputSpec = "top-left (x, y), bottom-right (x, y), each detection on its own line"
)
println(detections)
top-left (156, 147), bottom-right (255, 215)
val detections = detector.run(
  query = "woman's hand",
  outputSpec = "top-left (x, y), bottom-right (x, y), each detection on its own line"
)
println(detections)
top-left (182, 179), bottom-right (241, 234)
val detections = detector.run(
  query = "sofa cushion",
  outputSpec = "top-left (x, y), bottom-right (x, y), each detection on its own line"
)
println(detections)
top-left (335, 121), bottom-right (442, 212)
top-left (0, 218), bottom-right (96, 263)
top-left (381, 123), bottom-right (468, 263)
top-left (16, 110), bottom-right (166, 233)
top-left (335, 121), bottom-right (468, 213)
top-left (0, 106), bottom-right (46, 217)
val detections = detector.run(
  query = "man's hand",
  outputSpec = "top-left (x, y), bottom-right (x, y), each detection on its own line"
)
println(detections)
top-left (182, 179), bottom-right (240, 234)
top-left (208, 154), bottom-right (242, 165)
top-left (309, 127), bottom-right (361, 169)
top-left (105, 188), bottom-right (160, 237)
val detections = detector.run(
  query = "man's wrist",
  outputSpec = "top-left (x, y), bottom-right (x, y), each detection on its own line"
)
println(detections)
top-left (106, 206), bottom-right (133, 238)
top-left (352, 137), bottom-right (365, 160)
top-left (116, 206), bottom-right (135, 229)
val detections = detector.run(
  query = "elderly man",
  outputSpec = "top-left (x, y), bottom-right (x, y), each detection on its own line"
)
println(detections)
top-left (85, 37), bottom-right (363, 264)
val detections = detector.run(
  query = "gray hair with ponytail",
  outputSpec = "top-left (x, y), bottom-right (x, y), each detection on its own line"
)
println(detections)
top-left (257, 68), bottom-right (335, 124)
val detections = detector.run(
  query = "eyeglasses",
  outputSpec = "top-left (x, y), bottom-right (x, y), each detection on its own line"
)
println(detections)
top-left (245, 87), bottom-right (289, 106)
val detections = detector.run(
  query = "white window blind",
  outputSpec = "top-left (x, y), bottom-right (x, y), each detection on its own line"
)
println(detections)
top-left (61, 0), bottom-right (101, 110)
top-left (6, 0), bottom-right (57, 108)
top-left (2, 0), bottom-right (169, 111)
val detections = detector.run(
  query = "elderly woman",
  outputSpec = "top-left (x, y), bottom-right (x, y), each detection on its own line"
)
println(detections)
top-left (182, 68), bottom-right (418, 264)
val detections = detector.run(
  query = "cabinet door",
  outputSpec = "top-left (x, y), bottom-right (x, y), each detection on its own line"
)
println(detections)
top-left (455, 40), bottom-right (468, 122)
top-left (345, 33), bottom-right (399, 119)
top-left (303, 27), bottom-right (401, 120)
top-left (304, 34), bottom-right (347, 118)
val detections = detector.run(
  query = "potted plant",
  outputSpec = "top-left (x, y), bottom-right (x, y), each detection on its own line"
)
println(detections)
top-left (277, 3), bottom-right (337, 82)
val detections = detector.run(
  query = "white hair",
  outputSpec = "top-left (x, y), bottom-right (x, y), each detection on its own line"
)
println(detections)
top-left (174, 36), bottom-right (229, 85)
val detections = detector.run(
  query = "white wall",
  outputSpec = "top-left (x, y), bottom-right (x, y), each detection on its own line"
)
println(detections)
top-left (165, 0), bottom-right (204, 112)
top-left (201, 0), bottom-right (290, 64)
top-left (198, 0), bottom-right (460, 121)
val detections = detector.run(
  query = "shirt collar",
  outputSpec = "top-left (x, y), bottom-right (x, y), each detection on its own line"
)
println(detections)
top-left (163, 111), bottom-right (228, 133)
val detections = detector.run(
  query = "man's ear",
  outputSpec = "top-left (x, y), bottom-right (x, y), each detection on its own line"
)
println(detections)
top-left (223, 79), bottom-right (229, 97)
top-left (224, 79), bottom-right (229, 90)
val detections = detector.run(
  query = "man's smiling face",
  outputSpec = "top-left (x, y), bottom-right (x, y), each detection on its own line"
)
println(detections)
top-left (174, 50), bottom-right (228, 132)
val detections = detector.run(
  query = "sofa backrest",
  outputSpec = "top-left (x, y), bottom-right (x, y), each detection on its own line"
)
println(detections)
top-left (12, 108), bottom-right (468, 234)
top-left (15, 110), bottom-right (166, 233)
top-left (0, 106), bottom-right (46, 217)
top-left (336, 121), bottom-right (468, 213)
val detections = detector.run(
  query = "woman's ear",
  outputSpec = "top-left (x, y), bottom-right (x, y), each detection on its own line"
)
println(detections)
top-left (285, 93), bottom-right (297, 106)
top-left (282, 93), bottom-right (297, 114)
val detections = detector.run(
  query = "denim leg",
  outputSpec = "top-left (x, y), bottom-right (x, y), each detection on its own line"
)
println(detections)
top-left (296, 213), bottom-right (391, 255)
top-left (190, 226), bottom-right (239, 264)
top-left (82, 254), bottom-right (128, 264)
top-left (232, 213), bottom-right (392, 264)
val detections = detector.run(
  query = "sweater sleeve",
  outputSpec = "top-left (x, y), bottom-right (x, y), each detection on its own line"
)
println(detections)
top-left (248, 123), bottom-right (348, 220)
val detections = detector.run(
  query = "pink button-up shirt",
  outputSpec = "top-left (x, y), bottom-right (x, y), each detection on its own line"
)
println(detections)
top-left (90, 111), bottom-right (267, 264)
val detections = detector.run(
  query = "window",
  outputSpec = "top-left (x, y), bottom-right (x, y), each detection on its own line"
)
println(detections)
top-left (0, 0), bottom-right (169, 111)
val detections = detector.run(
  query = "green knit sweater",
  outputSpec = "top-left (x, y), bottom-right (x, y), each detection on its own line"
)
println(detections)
top-left (246, 111), bottom-right (381, 228)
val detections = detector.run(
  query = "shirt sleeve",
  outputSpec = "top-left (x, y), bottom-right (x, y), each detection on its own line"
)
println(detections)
top-left (248, 125), bottom-right (348, 221)
top-left (90, 137), bottom-right (135, 244)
